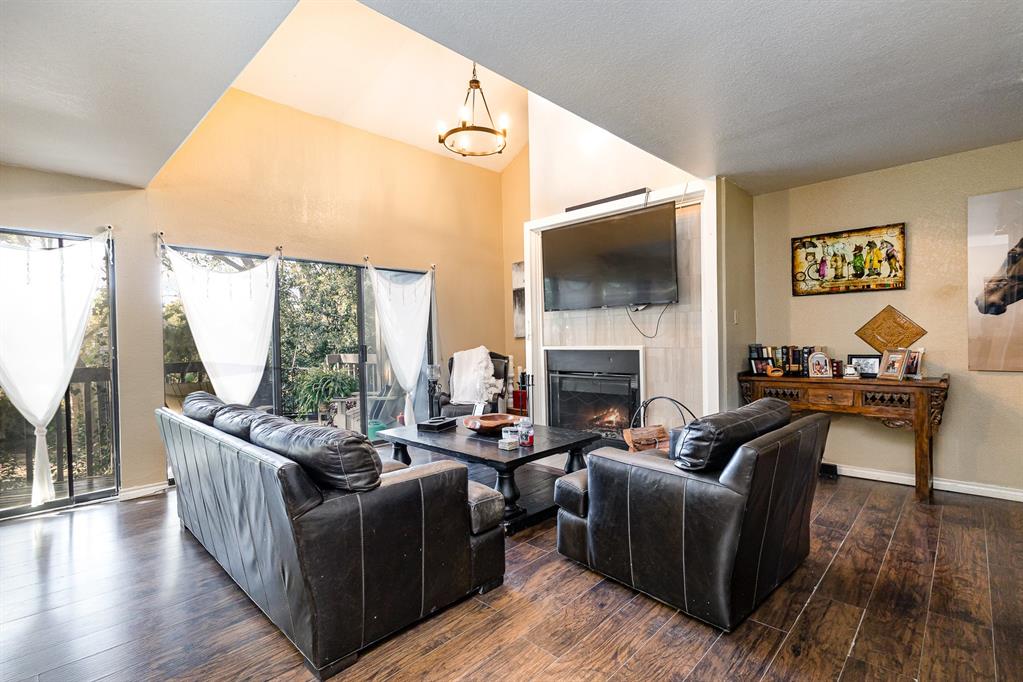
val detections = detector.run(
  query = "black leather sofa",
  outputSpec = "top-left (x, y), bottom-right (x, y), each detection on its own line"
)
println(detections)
top-left (554, 398), bottom-right (830, 631)
top-left (156, 393), bottom-right (505, 679)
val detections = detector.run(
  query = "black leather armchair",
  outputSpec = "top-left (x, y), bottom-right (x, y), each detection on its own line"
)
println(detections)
top-left (438, 351), bottom-right (509, 418)
top-left (555, 411), bottom-right (830, 631)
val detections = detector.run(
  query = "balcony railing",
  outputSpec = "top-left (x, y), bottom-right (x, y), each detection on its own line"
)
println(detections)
top-left (0, 365), bottom-right (116, 510)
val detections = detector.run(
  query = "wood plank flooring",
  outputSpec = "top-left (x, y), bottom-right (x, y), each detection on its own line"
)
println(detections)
top-left (1, 476), bottom-right (1020, 681)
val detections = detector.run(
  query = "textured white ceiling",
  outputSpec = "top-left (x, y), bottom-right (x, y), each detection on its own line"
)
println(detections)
top-left (363, 0), bottom-right (1023, 194)
top-left (0, 0), bottom-right (296, 187)
top-left (233, 0), bottom-right (528, 173)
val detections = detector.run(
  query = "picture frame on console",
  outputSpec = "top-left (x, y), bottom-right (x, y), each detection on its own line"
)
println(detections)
top-left (903, 347), bottom-right (925, 379)
top-left (878, 349), bottom-right (908, 380)
top-left (807, 351), bottom-right (832, 378)
top-left (847, 353), bottom-right (882, 378)
top-left (750, 358), bottom-right (774, 375)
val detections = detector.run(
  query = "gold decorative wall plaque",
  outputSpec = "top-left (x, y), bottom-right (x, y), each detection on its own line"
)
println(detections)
top-left (855, 305), bottom-right (926, 352)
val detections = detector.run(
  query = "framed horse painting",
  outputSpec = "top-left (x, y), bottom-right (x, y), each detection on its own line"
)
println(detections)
top-left (968, 188), bottom-right (1022, 371)
top-left (791, 223), bottom-right (906, 296)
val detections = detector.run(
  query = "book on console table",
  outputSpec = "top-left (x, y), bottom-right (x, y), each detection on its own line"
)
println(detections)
top-left (738, 372), bottom-right (944, 384)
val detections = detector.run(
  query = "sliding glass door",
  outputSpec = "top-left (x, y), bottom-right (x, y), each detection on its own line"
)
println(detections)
top-left (360, 268), bottom-right (432, 439)
top-left (277, 258), bottom-right (361, 422)
top-left (160, 247), bottom-right (431, 442)
top-left (161, 251), bottom-right (275, 412)
top-left (0, 228), bottom-right (119, 518)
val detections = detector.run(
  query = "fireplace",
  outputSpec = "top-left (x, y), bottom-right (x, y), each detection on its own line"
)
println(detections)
top-left (546, 349), bottom-right (640, 449)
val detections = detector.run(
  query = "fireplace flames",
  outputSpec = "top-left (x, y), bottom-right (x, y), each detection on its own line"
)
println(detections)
top-left (587, 407), bottom-right (629, 434)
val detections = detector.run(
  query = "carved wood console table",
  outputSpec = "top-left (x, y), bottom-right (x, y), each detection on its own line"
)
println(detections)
top-left (738, 372), bottom-right (950, 502)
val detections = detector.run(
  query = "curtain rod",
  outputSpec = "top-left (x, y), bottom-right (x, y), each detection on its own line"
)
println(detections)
top-left (156, 232), bottom-right (281, 255)
top-left (364, 254), bottom-right (436, 271)
top-left (153, 237), bottom-right (428, 274)
top-left (0, 225), bottom-right (112, 241)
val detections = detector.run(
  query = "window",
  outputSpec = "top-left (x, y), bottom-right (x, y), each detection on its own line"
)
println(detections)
top-left (160, 247), bottom-right (432, 448)
top-left (278, 259), bottom-right (361, 419)
top-left (161, 251), bottom-right (274, 411)
top-left (0, 228), bottom-right (119, 517)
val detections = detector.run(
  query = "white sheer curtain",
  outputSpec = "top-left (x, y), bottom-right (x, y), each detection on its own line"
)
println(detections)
top-left (165, 246), bottom-right (278, 405)
top-left (367, 264), bottom-right (433, 427)
top-left (0, 233), bottom-right (109, 506)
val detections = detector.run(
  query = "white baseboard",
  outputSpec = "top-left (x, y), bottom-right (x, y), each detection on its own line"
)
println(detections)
top-left (118, 482), bottom-right (170, 501)
top-left (831, 463), bottom-right (1023, 502)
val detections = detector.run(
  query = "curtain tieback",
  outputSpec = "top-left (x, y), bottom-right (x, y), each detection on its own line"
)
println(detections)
top-left (34, 426), bottom-right (47, 436)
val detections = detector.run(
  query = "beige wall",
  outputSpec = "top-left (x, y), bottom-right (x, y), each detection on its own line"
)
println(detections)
top-left (500, 146), bottom-right (530, 369)
top-left (754, 139), bottom-right (1023, 491)
top-left (149, 89), bottom-right (506, 358)
top-left (717, 178), bottom-right (757, 409)
top-left (0, 87), bottom-right (509, 491)
top-left (0, 166), bottom-right (163, 489)
top-left (526, 93), bottom-right (697, 219)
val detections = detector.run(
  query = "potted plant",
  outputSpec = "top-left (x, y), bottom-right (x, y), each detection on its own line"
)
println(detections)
top-left (293, 367), bottom-right (359, 424)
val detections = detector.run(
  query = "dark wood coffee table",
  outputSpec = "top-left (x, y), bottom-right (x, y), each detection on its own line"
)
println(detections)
top-left (379, 424), bottom-right (599, 533)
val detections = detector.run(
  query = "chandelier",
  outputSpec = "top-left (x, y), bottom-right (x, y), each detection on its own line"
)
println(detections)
top-left (437, 62), bottom-right (508, 157)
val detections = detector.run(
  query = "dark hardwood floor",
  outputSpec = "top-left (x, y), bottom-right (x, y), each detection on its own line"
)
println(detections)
top-left (1, 475), bottom-right (1020, 681)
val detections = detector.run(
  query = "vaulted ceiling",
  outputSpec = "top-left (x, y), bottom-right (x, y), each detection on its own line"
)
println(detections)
top-left (363, 0), bottom-right (1023, 194)
top-left (232, 0), bottom-right (528, 172)
top-left (3, 1), bottom-right (1019, 192)
top-left (0, 0), bottom-right (297, 187)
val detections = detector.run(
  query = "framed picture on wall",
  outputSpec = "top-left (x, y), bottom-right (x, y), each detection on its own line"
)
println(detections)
top-left (511, 261), bottom-right (526, 339)
top-left (968, 188), bottom-right (1022, 371)
top-left (792, 223), bottom-right (906, 296)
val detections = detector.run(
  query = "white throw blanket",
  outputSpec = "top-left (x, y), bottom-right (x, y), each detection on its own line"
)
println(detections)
top-left (449, 346), bottom-right (503, 405)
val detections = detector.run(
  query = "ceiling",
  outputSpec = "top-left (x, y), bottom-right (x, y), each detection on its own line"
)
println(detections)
top-left (363, 0), bottom-right (1023, 194)
top-left (0, 0), bottom-right (297, 187)
top-left (233, 0), bottom-right (528, 173)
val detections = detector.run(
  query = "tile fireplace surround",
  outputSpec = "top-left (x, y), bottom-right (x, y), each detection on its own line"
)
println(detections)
top-left (537, 203), bottom-right (704, 431)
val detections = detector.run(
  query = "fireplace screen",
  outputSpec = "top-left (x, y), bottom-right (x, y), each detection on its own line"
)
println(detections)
top-left (548, 371), bottom-right (639, 442)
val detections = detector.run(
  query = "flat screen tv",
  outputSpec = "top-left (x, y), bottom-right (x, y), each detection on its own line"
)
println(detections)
top-left (542, 201), bottom-right (678, 312)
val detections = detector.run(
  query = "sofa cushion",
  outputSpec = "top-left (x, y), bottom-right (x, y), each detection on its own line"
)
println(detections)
top-left (554, 469), bottom-right (589, 517)
top-left (251, 418), bottom-right (383, 492)
top-left (182, 391), bottom-right (226, 425)
top-left (466, 481), bottom-right (504, 534)
top-left (249, 413), bottom-right (294, 434)
top-left (248, 413), bottom-right (294, 451)
top-left (674, 397), bottom-right (791, 472)
top-left (213, 405), bottom-right (266, 441)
